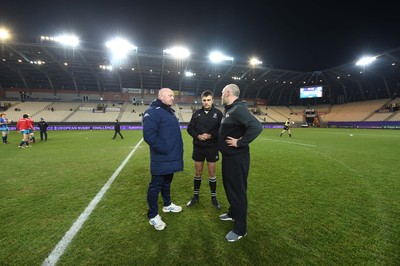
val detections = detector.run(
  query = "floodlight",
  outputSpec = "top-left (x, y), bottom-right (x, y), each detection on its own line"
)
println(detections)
top-left (106, 38), bottom-right (137, 60)
top-left (250, 58), bottom-right (262, 66)
top-left (53, 34), bottom-right (80, 47)
top-left (163, 46), bottom-right (190, 59)
top-left (0, 28), bottom-right (10, 41)
top-left (185, 71), bottom-right (195, 77)
top-left (209, 51), bottom-right (234, 63)
top-left (356, 56), bottom-right (376, 66)
top-left (99, 65), bottom-right (113, 70)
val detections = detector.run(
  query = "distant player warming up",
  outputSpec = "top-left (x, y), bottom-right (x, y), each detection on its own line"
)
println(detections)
top-left (280, 118), bottom-right (293, 137)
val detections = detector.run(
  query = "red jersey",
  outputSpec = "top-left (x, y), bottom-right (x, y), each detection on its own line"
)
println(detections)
top-left (28, 118), bottom-right (34, 129)
top-left (16, 118), bottom-right (32, 131)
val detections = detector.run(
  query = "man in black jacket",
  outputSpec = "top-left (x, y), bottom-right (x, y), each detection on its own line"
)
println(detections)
top-left (38, 118), bottom-right (49, 142)
top-left (218, 84), bottom-right (263, 242)
top-left (186, 90), bottom-right (223, 209)
top-left (112, 119), bottom-right (123, 139)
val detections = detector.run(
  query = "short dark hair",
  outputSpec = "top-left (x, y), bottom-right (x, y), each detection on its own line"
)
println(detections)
top-left (23, 114), bottom-right (29, 118)
top-left (201, 90), bottom-right (213, 98)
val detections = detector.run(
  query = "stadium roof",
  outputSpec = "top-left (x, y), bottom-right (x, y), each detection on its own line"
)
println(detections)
top-left (1, 40), bottom-right (399, 105)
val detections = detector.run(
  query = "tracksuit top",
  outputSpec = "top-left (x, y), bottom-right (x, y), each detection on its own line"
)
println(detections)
top-left (218, 99), bottom-right (263, 156)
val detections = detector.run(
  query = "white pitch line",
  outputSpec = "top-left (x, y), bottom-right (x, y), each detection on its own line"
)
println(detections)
top-left (42, 138), bottom-right (144, 266)
top-left (263, 137), bottom-right (316, 147)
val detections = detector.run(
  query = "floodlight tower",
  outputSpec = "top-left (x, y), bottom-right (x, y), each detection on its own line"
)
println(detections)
top-left (40, 34), bottom-right (80, 48)
top-left (250, 57), bottom-right (262, 67)
top-left (0, 28), bottom-right (10, 42)
top-left (356, 56), bottom-right (376, 66)
top-left (209, 51), bottom-right (234, 63)
top-left (106, 37), bottom-right (137, 64)
top-left (162, 46), bottom-right (191, 93)
top-left (208, 51), bottom-right (234, 96)
top-left (105, 37), bottom-right (137, 93)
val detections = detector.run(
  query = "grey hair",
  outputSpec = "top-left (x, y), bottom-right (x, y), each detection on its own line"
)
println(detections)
top-left (226, 84), bottom-right (240, 97)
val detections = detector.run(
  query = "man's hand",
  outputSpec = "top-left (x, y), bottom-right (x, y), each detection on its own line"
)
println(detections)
top-left (198, 133), bottom-right (212, 141)
top-left (225, 136), bottom-right (239, 147)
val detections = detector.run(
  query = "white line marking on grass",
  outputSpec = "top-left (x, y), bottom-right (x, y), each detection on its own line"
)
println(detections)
top-left (263, 138), bottom-right (316, 147)
top-left (42, 138), bottom-right (144, 266)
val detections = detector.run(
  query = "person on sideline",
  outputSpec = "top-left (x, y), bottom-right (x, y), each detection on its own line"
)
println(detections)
top-left (38, 118), bottom-right (49, 141)
top-left (16, 114), bottom-right (33, 148)
top-left (0, 112), bottom-right (12, 144)
top-left (280, 118), bottom-right (293, 137)
top-left (112, 119), bottom-right (124, 139)
top-left (143, 88), bottom-right (183, 230)
top-left (218, 84), bottom-right (263, 242)
top-left (186, 90), bottom-right (223, 209)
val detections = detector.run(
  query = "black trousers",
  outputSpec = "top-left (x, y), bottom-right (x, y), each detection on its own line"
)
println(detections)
top-left (40, 130), bottom-right (47, 140)
top-left (222, 152), bottom-right (250, 235)
top-left (113, 131), bottom-right (123, 139)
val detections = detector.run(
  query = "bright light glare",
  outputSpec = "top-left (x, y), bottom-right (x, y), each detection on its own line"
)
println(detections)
top-left (53, 35), bottom-right (80, 47)
top-left (99, 65), bottom-right (113, 70)
top-left (185, 71), bottom-right (194, 77)
top-left (250, 58), bottom-right (262, 66)
top-left (106, 38), bottom-right (137, 60)
top-left (163, 46), bottom-right (190, 59)
top-left (356, 56), bottom-right (376, 66)
top-left (0, 29), bottom-right (10, 40)
top-left (209, 51), bottom-right (233, 63)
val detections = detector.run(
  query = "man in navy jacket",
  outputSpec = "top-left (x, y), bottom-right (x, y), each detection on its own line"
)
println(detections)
top-left (143, 88), bottom-right (183, 230)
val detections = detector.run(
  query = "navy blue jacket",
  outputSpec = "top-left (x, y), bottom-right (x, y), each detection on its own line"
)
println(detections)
top-left (143, 99), bottom-right (184, 175)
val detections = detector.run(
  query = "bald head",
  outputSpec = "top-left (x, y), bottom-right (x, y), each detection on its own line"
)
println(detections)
top-left (158, 88), bottom-right (175, 106)
top-left (221, 84), bottom-right (240, 106)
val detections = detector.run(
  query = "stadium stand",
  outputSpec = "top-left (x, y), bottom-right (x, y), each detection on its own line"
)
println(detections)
top-left (1, 97), bottom-right (399, 126)
top-left (319, 99), bottom-right (389, 122)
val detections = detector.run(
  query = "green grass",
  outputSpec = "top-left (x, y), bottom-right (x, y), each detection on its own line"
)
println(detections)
top-left (1, 128), bottom-right (400, 265)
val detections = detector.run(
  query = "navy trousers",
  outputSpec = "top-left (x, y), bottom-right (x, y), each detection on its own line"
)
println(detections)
top-left (147, 173), bottom-right (173, 219)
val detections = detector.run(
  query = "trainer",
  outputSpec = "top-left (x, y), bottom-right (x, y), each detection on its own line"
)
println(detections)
top-left (218, 84), bottom-right (263, 242)
top-left (143, 88), bottom-right (183, 231)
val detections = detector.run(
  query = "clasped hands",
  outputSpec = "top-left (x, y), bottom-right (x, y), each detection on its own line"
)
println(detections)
top-left (198, 133), bottom-right (211, 141)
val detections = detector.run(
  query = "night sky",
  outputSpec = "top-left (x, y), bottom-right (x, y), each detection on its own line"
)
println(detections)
top-left (2, 0), bottom-right (400, 72)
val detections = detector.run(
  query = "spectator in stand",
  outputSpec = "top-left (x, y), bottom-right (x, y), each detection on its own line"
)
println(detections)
top-left (16, 114), bottom-right (33, 148)
top-left (38, 118), bottom-right (49, 141)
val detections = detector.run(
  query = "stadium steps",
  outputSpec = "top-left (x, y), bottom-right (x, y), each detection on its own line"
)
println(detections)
top-left (384, 112), bottom-right (398, 121)
top-left (62, 103), bottom-right (83, 122)
top-left (362, 99), bottom-right (392, 121)
top-left (117, 102), bottom-right (128, 121)
top-left (327, 104), bottom-right (333, 113)
top-left (174, 104), bottom-right (184, 122)
top-left (362, 112), bottom-right (376, 121)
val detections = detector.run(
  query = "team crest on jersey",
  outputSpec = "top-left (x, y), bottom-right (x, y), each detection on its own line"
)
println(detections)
top-left (225, 113), bottom-right (230, 118)
top-left (213, 113), bottom-right (217, 119)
